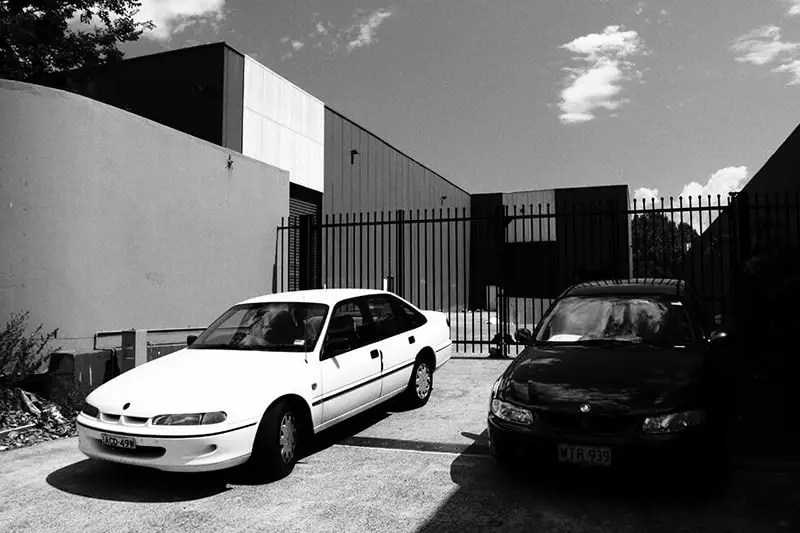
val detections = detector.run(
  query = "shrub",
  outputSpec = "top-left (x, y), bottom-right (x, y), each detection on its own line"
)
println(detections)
top-left (0, 311), bottom-right (60, 387)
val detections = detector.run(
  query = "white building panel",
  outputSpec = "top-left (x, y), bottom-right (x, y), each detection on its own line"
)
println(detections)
top-left (503, 189), bottom-right (557, 242)
top-left (242, 56), bottom-right (325, 193)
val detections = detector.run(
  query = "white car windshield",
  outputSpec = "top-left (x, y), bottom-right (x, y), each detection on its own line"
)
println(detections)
top-left (190, 302), bottom-right (330, 352)
top-left (535, 295), bottom-right (696, 346)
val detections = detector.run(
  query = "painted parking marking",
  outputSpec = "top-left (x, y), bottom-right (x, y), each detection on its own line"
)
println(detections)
top-left (333, 435), bottom-right (492, 457)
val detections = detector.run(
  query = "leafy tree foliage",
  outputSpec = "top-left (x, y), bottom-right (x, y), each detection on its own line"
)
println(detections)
top-left (631, 211), bottom-right (699, 277)
top-left (0, 311), bottom-right (59, 386)
top-left (1, 1), bottom-right (153, 84)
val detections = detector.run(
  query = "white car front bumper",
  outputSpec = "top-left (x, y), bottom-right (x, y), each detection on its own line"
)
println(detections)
top-left (77, 417), bottom-right (259, 472)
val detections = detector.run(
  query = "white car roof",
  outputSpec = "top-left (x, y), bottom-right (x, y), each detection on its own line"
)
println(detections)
top-left (236, 288), bottom-right (393, 307)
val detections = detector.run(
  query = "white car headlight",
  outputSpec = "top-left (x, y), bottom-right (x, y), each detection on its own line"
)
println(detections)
top-left (152, 411), bottom-right (227, 426)
top-left (642, 410), bottom-right (706, 434)
top-left (491, 399), bottom-right (534, 425)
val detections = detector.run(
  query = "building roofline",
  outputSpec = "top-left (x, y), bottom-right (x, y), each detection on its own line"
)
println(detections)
top-left (122, 41), bottom-right (233, 63)
top-left (324, 105), bottom-right (471, 197)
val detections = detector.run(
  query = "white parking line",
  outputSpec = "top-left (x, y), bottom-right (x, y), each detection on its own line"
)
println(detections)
top-left (332, 443), bottom-right (494, 460)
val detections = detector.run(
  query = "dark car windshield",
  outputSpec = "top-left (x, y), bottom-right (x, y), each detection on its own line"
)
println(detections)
top-left (535, 295), bottom-right (696, 346)
top-left (190, 302), bottom-right (330, 352)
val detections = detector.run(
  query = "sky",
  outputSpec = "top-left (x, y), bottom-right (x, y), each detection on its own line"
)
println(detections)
top-left (76, 0), bottom-right (800, 205)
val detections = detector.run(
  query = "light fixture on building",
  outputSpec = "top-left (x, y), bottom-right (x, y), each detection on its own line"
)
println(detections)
top-left (350, 149), bottom-right (359, 165)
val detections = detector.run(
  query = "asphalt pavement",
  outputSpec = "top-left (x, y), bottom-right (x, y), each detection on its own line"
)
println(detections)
top-left (1, 359), bottom-right (799, 533)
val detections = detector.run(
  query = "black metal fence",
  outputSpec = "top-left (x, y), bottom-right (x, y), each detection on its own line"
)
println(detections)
top-left (276, 191), bottom-right (800, 357)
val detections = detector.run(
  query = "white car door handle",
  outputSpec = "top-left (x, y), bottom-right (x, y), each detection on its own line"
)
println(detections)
top-left (370, 349), bottom-right (380, 359)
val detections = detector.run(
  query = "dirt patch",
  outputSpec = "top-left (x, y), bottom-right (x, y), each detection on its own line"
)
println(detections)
top-left (0, 387), bottom-right (78, 452)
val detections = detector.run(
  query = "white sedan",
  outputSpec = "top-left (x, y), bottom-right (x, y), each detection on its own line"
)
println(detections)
top-left (76, 289), bottom-right (452, 481)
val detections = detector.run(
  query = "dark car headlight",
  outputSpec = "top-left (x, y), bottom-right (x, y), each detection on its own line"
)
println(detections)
top-left (642, 410), bottom-right (706, 434)
top-left (152, 411), bottom-right (227, 426)
top-left (491, 399), bottom-right (534, 425)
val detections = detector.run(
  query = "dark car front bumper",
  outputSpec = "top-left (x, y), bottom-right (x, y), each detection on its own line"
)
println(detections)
top-left (487, 412), bottom-right (718, 474)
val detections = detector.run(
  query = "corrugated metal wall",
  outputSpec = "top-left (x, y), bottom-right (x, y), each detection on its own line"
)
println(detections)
top-left (320, 108), bottom-right (471, 311)
top-left (242, 56), bottom-right (325, 193)
top-left (221, 47), bottom-right (245, 152)
top-left (322, 108), bottom-right (471, 214)
top-left (502, 190), bottom-right (558, 242)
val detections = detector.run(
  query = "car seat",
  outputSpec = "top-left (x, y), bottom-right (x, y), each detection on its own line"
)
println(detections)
top-left (265, 310), bottom-right (297, 345)
top-left (325, 315), bottom-right (358, 349)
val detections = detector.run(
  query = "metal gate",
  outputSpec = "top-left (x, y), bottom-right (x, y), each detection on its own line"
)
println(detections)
top-left (276, 191), bottom-right (800, 357)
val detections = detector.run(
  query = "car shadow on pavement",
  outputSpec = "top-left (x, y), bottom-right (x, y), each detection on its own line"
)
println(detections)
top-left (46, 459), bottom-right (229, 502)
top-left (410, 429), bottom-right (798, 533)
top-left (223, 405), bottom-right (395, 486)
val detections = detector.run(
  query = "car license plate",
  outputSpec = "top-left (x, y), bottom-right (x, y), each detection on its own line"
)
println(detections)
top-left (100, 433), bottom-right (137, 450)
top-left (557, 444), bottom-right (611, 466)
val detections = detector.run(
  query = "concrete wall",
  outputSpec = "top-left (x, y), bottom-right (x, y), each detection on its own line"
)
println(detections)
top-left (0, 80), bottom-right (289, 352)
top-left (242, 56), bottom-right (325, 193)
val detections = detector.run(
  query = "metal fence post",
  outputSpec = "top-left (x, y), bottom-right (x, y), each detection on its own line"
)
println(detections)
top-left (396, 209), bottom-right (405, 298)
top-left (494, 205), bottom-right (509, 357)
top-left (298, 214), bottom-right (313, 289)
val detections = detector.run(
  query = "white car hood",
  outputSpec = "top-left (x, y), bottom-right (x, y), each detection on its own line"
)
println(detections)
top-left (87, 348), bottom-right (310, 418)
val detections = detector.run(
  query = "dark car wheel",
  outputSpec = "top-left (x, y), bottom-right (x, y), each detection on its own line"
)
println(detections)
top-left (403, 358), bottom-right (433, 408)
top-left (248, 400), bottom-right (300, 482)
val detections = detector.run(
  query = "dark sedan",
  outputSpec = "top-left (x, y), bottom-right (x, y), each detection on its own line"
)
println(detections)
top-left (487, 279), bottom-right (731, 479)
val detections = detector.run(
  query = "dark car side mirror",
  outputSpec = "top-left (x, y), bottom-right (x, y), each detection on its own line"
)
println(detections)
top-left (187, 335), bottom-right (198, 346)
top-left (322, 337), bottom-right (350, 360)
top-left (514, 328), bottom-right (533, 345)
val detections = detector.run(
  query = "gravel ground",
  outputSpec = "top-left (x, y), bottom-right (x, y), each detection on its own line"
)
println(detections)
top-left (1, 360), bottom-right (799, 533)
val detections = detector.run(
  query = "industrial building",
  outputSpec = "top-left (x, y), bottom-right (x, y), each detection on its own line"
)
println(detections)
top-left (41, 41), bottom-right (632, 322)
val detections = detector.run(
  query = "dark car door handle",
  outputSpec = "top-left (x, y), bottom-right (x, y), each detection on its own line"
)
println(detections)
top-left (370, 349), bottom-right (380, 359)
top-left (408, 336), bottom-right (415, 344)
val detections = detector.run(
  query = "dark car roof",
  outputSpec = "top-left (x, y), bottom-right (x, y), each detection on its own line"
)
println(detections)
top-left (560, 278), bottom-right (688, 298)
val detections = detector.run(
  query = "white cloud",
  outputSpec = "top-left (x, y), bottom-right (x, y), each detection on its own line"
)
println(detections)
top-left (679, 166), bottom-right (748, 201)
top-left (280, 37), bottom-right (305, 61)
top-left (69, 0), bottom-right (226, 42)
top-left (558, 25), bottom-right (647, 124)
top-left (772, 58), bottom-right (800, 84)
top-left (633, 167), bottom-right (748, 233)
top-left (731, 25), bottom-right (799, 65)
top-left (732, 25), bottom-right (800, 85)
top-left (784, 0), bottom-right (800, 16)
top-left (346, 9), bottom-right (393, 51)
top-left (632, 187), bottom-right (660, 207)
top-left (307, 8), bottom-right (394, 55)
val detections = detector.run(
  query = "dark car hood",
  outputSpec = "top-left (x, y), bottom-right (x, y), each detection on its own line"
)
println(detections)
top-left (503, 343), bottom-right (704, 414)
